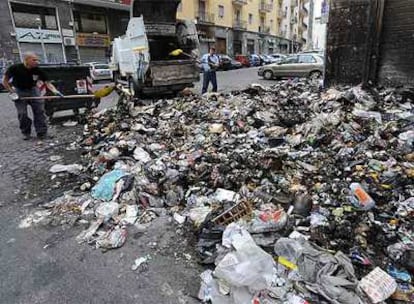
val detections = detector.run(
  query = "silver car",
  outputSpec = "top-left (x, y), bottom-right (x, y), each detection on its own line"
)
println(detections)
top-left (86, 62), bottom-right (113, 82)
top-left (258, 54), bottom-right (324, 80)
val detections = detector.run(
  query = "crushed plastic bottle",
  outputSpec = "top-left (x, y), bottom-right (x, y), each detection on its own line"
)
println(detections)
top-left (349, 183), bottom-right (376, 210)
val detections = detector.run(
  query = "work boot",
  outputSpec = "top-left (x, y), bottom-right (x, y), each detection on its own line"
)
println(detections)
top-left (37, 133), bottom-right (54, 140)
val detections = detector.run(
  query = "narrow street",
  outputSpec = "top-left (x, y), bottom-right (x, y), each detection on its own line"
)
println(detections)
top-left (194, 67), bottom-right (273, 93)
top-left (0, 0), bottom-right (413, 302)
top-left (0, 67), bottom-right (264, 304)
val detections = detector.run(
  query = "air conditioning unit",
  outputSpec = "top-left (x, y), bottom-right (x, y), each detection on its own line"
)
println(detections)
top-left (64, 37), bottom-right (76, 46)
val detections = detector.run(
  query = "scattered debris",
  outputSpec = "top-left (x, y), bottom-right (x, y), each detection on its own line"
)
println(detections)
top-left (21, 81), bottom-right (413, 302)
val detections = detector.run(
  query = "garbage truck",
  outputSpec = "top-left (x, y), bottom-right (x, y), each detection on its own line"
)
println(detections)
top-left (111, 0), bottom-right (200, 97)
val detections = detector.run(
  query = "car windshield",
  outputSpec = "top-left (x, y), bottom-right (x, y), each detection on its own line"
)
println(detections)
top-left (94, 64), bottom-right (109, 69)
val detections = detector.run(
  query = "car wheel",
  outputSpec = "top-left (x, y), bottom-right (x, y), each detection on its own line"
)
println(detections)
top-left (309, 71), bottom-right (322, 79)
top-left (263, 70), bottom-right (273, 80)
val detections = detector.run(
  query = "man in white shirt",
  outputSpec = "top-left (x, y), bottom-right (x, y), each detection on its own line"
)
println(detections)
top-left (200, 47), bottom-right (220, 94)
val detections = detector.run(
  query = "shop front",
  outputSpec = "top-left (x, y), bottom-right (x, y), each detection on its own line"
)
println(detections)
top-left (76, 33), bottom-right (111, 63)
top-left (16, 28), bottom-right (65, 63)
top-left (10, 2), bottom-right (65, 63)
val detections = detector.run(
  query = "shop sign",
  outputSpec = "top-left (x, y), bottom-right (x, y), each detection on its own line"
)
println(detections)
top-left (16, 28), bottom-right (62, 43)
top-left (76, 33), bottom-right (110, 47)
top-left (320, 0), bottom-right (329, 24)
top-left (199, 37), bottom-right (215, 43)
top-left (62, 29), bottom-right (74, 37)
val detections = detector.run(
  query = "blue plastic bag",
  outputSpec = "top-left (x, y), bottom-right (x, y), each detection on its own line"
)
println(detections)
top-left (91, 169), bottom-right (127, 201)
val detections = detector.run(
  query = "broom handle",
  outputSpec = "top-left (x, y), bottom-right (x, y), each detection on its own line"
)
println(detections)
top-left (20, 94), bottom-right (96, 101)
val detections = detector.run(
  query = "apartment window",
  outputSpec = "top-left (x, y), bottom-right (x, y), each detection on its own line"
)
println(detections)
top-left (218, 5), bottom-right (224, 18)
top-left (11, 3), bottom-right (58, 30)
top-left (235, 9), bottom-right (241, 20)
top-left (248, 13), bottom-right (253, 24)
top-left (74, 12), bottom-right (107, 34)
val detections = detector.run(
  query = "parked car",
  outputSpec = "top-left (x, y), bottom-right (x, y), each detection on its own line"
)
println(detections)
top-left (269, 53), bottom-right (287, 63)
top-left (85, 62), bottom-right (113, 82)
top-left (235, 55), bottom-right (250, 67)
top-left (249, 54), bottom-right (261, 66)
top-left (230, 59), bottom-right (242, 69)
top-left (301, 50), bottom-right (324, 56)
top-left (217, 55), bottom-right (243, 70)
top-left (257, 54), bottom-right (324, 80)
top-left (259, 55), bottom-right (270, 65)
top-left (218, 54), bottom-right (233, 71)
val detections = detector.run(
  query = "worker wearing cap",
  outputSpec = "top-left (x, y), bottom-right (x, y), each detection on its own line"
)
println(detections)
top-left (201, 47), bottom-right (220, 94)
top-left (2, 52), bottom-right (63, 140)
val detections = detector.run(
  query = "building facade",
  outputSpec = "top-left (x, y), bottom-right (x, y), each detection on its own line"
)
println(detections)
top-left (275, 0), bottom-right (312, 52)
top-left (0, 0), bottom-right (307, 65)
top-left (0, 0), bottom-right (129, 65)
top-left (311, 0), bottom-right (327, 50)
top-left (177, 0), bottom-right (299, 56)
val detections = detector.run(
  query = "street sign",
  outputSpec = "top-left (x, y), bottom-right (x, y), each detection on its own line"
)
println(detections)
top-left (320, 0), bottom-right (329, 24)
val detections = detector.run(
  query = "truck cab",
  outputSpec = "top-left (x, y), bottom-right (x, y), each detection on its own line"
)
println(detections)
top-left (111, 0), bottom-right (200, 97)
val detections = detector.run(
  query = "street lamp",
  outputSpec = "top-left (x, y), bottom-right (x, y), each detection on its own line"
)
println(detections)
top-left (35, 17), bottom-right (48, 63)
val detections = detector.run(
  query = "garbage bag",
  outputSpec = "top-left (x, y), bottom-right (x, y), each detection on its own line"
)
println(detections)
top-left (214, 224), bottom-right (274, 291)
top-left (91, 169), bottom-right (128, 201)
top-left (274, 238), bottom-right (363, 304)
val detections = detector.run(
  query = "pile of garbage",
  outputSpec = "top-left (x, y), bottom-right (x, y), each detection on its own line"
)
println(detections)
top-left (21, 81), bottom-right (413, 303)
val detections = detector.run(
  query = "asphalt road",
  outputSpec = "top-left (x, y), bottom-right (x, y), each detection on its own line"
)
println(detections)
top-left (0, 67), bottom-right (273, 304)
top-left (194, 66), bottom-right (274, 93)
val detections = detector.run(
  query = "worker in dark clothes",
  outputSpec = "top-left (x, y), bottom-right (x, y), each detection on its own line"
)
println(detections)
top-left (201, 47), bottom-right (220, 94)
top-left (2, 52), bottom-right (63, 140)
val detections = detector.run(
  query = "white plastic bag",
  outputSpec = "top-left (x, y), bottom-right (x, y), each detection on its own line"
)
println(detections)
top-left (214, 224), bottom-right (275, 291)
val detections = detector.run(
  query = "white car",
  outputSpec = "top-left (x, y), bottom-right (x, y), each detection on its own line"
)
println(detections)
top-left (86, 62), bottom-right (113, 82)
top-left (269, 54), bottom-right (287, 63)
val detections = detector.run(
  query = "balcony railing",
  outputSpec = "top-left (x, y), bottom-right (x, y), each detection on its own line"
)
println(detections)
top-left (259, 2), bottom-right (273, 13)
top-left (232, 0), bottom-right (248, 5)
top-left (233, 19), bottom-right (247, 30)
top-left (279, 30), bottom-right (287, 37)
top-left (196, 11), bottom-right (215, 24)
top-left (259, 25), bottom-right (271, 33)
